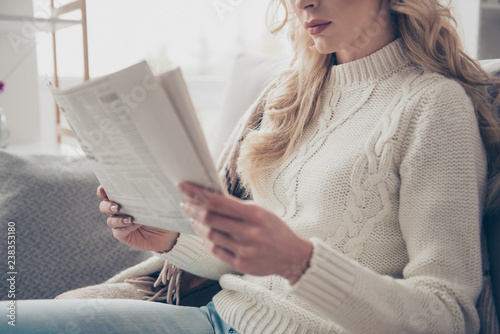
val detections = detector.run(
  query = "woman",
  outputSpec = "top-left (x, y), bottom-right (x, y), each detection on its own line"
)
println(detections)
top-left (4, 0), bottom-right (500, 333)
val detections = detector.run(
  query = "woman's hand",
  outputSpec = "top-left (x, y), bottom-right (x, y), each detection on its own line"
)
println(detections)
top-left (177, 182), bottom-right (313, 284)
top-left (97, 185), bottom-right (179, 252)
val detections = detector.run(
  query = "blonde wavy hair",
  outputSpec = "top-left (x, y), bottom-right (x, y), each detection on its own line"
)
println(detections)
top-left (237, 0), bottom-right (500, 213)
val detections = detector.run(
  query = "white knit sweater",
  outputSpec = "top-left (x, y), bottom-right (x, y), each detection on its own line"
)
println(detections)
top-left (157, 39), bottom-right (487, 334)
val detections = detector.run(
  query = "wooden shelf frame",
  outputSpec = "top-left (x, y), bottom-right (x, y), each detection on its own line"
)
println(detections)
top-left (0, 13), bottom-right (82, 32)
top-left (0, 0), bottom-right (89, 144)
top-left (51, 0), bottom-right (89, 144)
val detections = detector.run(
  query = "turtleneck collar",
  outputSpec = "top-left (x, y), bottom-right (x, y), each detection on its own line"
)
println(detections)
top-left (327, 38), bottom-right (412, 87)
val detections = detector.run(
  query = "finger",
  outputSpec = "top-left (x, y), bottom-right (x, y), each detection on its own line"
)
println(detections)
top-left (97, 185), bottom-right (109, 200)
top-left (177, 181), bottom-right (220, 203)
top-left (210, 245), bottom-right (237, 269)
top-left (192, 220), bottom-right (237, 255)
top-left (107, 215), bottom-right (134, 228)
top-left (112, 223), bottom-right (143, 241)
top-left (178, 182), bottom-right (253, 219)
top-left (99, 200), bottom-right (120, 215)
top-left (202, 237), bottom-right (239, 270)
top-left (183, 202), bottom-right (250, 240)
top-left (204, 224), bottom-right (249, 257)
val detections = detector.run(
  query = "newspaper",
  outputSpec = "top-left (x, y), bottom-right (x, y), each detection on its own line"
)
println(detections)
top-left (50, 61), bottom-right (222, 235)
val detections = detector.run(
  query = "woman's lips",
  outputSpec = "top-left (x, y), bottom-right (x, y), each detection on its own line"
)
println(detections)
top-left (305, 20), bottom-right (332, 36)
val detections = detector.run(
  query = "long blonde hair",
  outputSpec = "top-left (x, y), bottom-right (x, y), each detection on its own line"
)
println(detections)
top-left (237, 0), bottom-right (500, 212)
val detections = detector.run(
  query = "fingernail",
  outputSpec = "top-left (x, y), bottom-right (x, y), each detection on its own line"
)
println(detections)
top-left (177, 183), bottom-right (186, 193)
top-left (110, 204), bottom-right (118, 212)
top-left (180, 201), bottom-right (191, 212)
top-left (123, 217), bottom-right (132, 224)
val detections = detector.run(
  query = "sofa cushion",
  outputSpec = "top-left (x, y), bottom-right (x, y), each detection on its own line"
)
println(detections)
top-left (0, 151), bottom-right (151, 300)
top-left (480, 58), bottom-right (500, 76)
top-left (210, 52), bottom-right (288, 159)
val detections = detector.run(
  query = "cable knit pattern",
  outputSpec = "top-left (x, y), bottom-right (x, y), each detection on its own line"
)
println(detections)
top-left (159, 39), bottom-right (487, 333)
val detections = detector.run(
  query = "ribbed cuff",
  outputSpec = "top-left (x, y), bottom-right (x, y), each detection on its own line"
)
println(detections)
top-left (154, 233), bottom-right (207, 268)
top-left (153, 233), bottom-right (234, 280)
top-left (285, 237), bottom-right (358, 311)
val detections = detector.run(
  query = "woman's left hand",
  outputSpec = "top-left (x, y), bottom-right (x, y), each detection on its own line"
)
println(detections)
top-left (177, 181), bottom-right (313, 284)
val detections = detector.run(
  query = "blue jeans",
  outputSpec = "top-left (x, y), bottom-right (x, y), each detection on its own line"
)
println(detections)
top-left (0, 299), bottom-right (239, 334)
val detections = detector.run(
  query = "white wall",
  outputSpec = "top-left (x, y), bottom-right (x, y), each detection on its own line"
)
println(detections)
top-left (0, 0), bottom-right (486, 152)
top-left (0, 0), bottom-right (41, 145)
top-left (448, 0), bottom-right (481, 59)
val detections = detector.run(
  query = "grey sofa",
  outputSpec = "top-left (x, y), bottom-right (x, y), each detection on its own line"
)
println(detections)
top-left (0, 152), bottom-right (152, 300)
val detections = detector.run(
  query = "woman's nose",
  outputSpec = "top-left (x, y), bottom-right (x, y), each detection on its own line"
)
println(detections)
top-left (294, 0), bottom-right (318, 10)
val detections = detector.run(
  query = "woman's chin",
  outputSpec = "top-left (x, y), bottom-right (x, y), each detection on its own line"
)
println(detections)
top-left (312, 45), bottom-right (333, 55)
top-left (312, 40), bottom-right (339, 55)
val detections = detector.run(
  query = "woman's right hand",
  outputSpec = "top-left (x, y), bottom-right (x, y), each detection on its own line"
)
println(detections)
top-left (97, 185), bottom-right (179, 253)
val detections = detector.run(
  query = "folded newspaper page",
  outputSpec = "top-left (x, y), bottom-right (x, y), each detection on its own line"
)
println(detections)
top-left (50, 61), bottom-right (223, 235)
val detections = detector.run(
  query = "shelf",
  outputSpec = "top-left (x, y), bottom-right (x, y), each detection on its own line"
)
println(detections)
top-left (5, 141), bottom-right (60, 155)
top-left (0, 0), bottom-right (88, 146)
top-left (0, 14), bottom-right (82, 33)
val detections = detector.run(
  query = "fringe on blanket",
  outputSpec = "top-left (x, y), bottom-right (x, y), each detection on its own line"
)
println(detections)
top-left (124, 261), bottom-right (183, 305)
